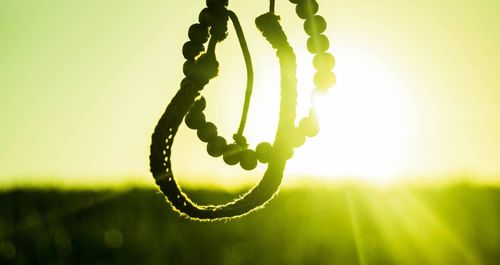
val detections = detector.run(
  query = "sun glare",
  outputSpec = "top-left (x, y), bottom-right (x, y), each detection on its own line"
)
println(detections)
top-left (249, 46), bottom-right (416, 184)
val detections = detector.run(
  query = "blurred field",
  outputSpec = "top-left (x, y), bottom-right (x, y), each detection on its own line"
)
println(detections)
top-left (1, 184), bottom-right (499, 265)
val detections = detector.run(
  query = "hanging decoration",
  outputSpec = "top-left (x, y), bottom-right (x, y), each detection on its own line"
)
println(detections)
top-left (150, 0), bottom-right (335, 220)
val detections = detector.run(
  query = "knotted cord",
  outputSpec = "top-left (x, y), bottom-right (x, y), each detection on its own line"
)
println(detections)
top-left (229, 11), bottom-right (254, 139)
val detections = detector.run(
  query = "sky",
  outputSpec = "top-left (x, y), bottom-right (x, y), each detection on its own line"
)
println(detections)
top-left (1, 0), bottom-right (499, 187)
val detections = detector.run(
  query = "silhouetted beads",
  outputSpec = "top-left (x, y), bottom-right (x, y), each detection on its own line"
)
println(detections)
top-left (185, 110), bottom-right (206, 130)
top-left (223, 143), bottom-right (242, 165)
top-left (304, 15), bottom-right (327, 36)
top-left (210, 10), bottom-right (229, 41)
top-left (240, 149), bottom-right (258, 170)
top-left (289, 0), bottom-right (335, 132)
top-left (299, 116), bottom-right (319, 137)
top-left (188, 24), bottom-right (209, 44)
top-left (207, 136), bottom-right (227, 157)
top-left (256, 142), bottom-right (272, 163)
top-left (290, 128), bottom-right (306, 148)
top-left (197, 122), bottom-right (218, 142)
top-left (179, 0), bottom-right (335, 173)
top-left (296, 0), bottom-right (319, 19)
top-left (314, 70), bottom-right (336, 90)
top-left (182, 41), bottom-right (205, 60)
top-left (198, 5), bottom-right (229, 42)
top-left (198, 8), bottom-right (214, 26)
top-left (313, 52), bottom-right (335, 71)
top-left (307, 34), bottom-right (329, 54)
top-left (183, 60), bottom-right (195, 76)
top-left (206, 0), bottom-right (228, 8)
top-left (191, 97), bottom-right (206, 112)
top-left (180, 77), bottom-right (196, 91)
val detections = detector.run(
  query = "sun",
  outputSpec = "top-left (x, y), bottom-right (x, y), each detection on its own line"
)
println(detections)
top-left (246, 46), bottom-right (416, 184)
top-left (296, 47), bottom-right (416, 184)
top-left (198, 35), bottom-right (417, 186)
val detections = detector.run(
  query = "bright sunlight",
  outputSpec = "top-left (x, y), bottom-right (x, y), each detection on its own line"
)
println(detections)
top-left (248, 45), bottom-right (416, 184)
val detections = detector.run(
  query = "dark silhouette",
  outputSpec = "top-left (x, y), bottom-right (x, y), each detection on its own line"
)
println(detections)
top-left (150, 0), bottom-right (335, 220)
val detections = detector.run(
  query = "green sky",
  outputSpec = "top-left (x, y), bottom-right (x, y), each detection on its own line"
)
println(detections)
top-left (1, 0), bottom-right (499, 187)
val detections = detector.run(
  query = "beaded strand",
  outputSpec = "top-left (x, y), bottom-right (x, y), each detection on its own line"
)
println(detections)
top-left (184, 0), bottom-right (336, 170)
top-left (149, 0), bottom-right (335, 220)
top-left (293, 0), bottom-right (336, 138)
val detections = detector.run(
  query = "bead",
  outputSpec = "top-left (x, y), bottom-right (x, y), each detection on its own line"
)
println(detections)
top-left (206, 0), bottom-right (228, 8)
top-left (304, 15), bottom-right (327, 36)
top-left (256, 142), bottom-right (273, 163)
top-left (290, 128), bottom-right (306, 148)
top-left (191, 97), bottom-right (206, 112)
top-left (180, 77), bottom-right (197, 91)
top-left (240, 149), bottom-right (258, 170)
top-left (307, 34), bottom-right (329, 54)
top-left (223, 143), bottom-right (242, 165)
top-left (313, 53), bottom-right (335, 71)
top-left (314, 70), bottom-right (336, 90)
top-left (188, 24), bottom-right (209, 44)
top-left (197, 122), bottom-right (218, 142)
top-left (207, 136), bottom-right (227, 157)
top-left (299, 116), bottom-right (319, 137)
top-left (185, 111), bottom-right (206, 130)
top-left (296, 0), bottom-right (319, 19)
top-left (182, 41), bottom-right (205, 60)
top-left (183, 60), bottom-right (195, 76)
top-left (198, 8), bottom-right (213, 26)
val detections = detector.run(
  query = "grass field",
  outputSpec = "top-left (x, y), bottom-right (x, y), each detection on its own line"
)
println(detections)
top-left (1, 184), bottom-right (499, 265)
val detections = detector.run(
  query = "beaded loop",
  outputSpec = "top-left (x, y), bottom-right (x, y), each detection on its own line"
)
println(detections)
top-left (182, 11), bottom-right (277, 171)
top-left (150, 1), bottom-right (299, 220)
top-left (150, 0), bottom-right (335, 220)
top-left (181, 10), bottom-right (312, 171)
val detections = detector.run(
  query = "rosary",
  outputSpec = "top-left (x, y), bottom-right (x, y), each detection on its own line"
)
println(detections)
top-left (150, 0), bottom-right (335, 220)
